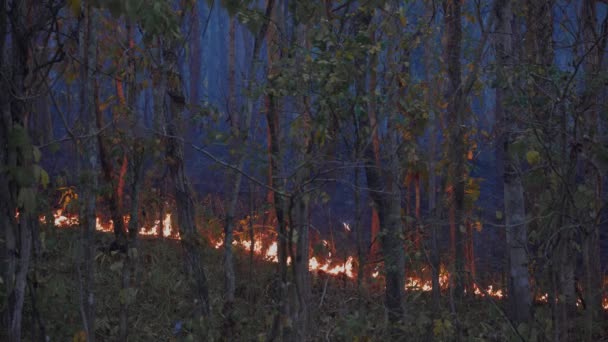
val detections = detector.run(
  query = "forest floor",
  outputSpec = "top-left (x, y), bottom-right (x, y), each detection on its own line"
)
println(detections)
top-left (20, 226), bottom-right (607, 341)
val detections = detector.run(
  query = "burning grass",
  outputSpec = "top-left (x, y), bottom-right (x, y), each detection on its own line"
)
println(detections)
top-left (17, 211), bottom-right (608, 340)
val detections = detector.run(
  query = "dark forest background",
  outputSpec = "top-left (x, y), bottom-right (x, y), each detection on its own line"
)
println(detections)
top-left (1, 0), bottom-right (607, 341)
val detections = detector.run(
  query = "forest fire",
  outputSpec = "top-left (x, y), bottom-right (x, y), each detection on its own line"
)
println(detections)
top-left (48, 209), bottom-right (180, 239)
top-left (44, 209), bottom-right (608, 309)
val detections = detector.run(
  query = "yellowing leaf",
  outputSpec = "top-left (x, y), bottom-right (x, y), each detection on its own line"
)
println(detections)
top-left (526, 150), bottom-right (540, 165)
top-left (73, 330), bottom-right (87, 342)
top-left (40, 168), bottom-right (50, 189)
top-left (67, 0), bottom-right (81, 17)
top-left (33, 146), bottom-right (41, 163)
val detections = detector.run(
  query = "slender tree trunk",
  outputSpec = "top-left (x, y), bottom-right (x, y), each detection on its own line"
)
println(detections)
top-left (363, 150), bottom-right (406, 327)
top-left (77, 3), bottom-right (99, 340)
top-left (292, 188), bottom-right (311, 342)
top-left (160, 36), bottom-right (211, 326)
top-left (118, 19), bottom-right (141, 341)
top-left (95, 75), bottom-right (127, 249)
top-left (443, 0), bottom-right (465, 300)
top-left (222, 16), bottom-right (238, 339)
top-left (189, 0), bottom-right (202, 105)
top-left (292, 28), bottom-right (313, 337)
top-left (259, 1), bottom-right (294, 340)
top-left (495, 0), bottom-right (532, 325)
top-left (580, 1), bottom-right (605, 339)
top-left (266, 89), bottom-right (290, 340)
top-left (422, 3), bottom-right (442, 315)
top-left (119, 143), bottom-right (144, 341)
top-left (368, 28), bottom-right (381, 261)
top-left (2, 1), bottom-right (32, 340)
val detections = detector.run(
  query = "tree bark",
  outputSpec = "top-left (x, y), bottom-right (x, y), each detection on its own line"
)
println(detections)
top-left (222, 16), bottom-right (238, 340)
top-left (423, 2), bottom-right (442, 315)
top-left (189, 0), bottom-right (202, 105)
top-left (160, 36), bottom-right (211, 325)
top-left (495, 0), bottom-right (533, 326)
top-left (580, 2), bottom-right (605, 339)
top-left (443, 0), bottom-right (465, 300)
top-left (118, 19), bottom-right (142, 341)
top-left (77, 3), bottom-right (99, 340)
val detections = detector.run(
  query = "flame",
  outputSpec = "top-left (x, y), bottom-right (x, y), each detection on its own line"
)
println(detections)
top-left (47, 209), bottom-right (179, 239)
top-left (43, 209), bottom-right (608, 309)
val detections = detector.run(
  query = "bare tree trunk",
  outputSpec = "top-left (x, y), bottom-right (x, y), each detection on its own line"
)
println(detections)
top-left (119, 142), bottom-right (144, 341)
top-left (221, 16), bottom-right (238, 339)
top-left (159, 36), bottom-right (211, 326)
top-left (353, 116), bottom-right (366, 296)
top-left (363, 151), bottom-right (406, 327)
top-left (443, 0), bottom-right (465, 300)
top-left (580, 1), bottom-right (605, 339)
top-left (118, 19), bottom-right (142, 341)
top-left (2, 2), bottom-right (31, 340)
top-left (77, 3), bottom-right (99, 340)
top-left (292, 189), bottom-right (311, 342)
top-left (495, 0), bottom-right (532, 326)
top-left (95, 72), bottom-right (128, 250)
top-left (257, 1), bottom-right (294, 340)
top-left (189, 0), bottom-right (202, 105)
top-left (266, 89), bottom-right (290, 340)
top-left (422, 3), bottom-right (442, 315)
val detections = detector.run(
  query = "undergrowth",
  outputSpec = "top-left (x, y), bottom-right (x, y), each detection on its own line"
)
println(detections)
top-left (18, 225), bottom-right (606, 341)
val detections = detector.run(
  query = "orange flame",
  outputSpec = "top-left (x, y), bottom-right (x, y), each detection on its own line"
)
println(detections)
top-left (44, 209), bottom-right (608, 308)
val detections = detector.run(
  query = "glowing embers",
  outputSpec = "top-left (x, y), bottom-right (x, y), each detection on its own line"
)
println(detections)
top-left (47, 209), bottom-right (79, 227)
top-left (472, 284), bottom-right (504, 299)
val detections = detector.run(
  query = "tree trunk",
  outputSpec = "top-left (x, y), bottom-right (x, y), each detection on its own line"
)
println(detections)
top-left (443, 0), bottom-right (465, 300)
top-left (222, 16), bottom-right (239, 339)
top-left (363, 149), bottom-right (406, 326)
top-left (77, 3), bottom-right (99, 340)
top-left (423, 3), bottom-right (442, 314)
top-left (292, 189), bottom-right (311, 342)
top-left (161, 37), bottom-right (211, 325)
top-left (189, 0), bottom-right (202, 105)
top-left (580, 1), bottom-right (605, 339)
top-left (118, 19), bottom-right (141, 341)
top-left (95, 72), bottom-right (128, 250)
top-left (495, 0), bottom-right (532, 325)
top-left (368, 28), bottom-right (381, 262)
top-left (259, 1), bottom-right (293, 340)
top-left (119, 143), bottom-right (144, 341)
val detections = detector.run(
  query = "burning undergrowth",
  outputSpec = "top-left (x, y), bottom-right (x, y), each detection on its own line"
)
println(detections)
top-left (19, 208), bottom-right (608, 341)
top-left (45, 209), bottom-right (608, 310)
